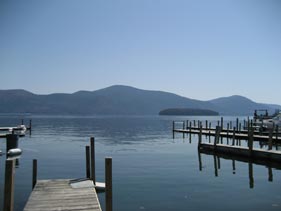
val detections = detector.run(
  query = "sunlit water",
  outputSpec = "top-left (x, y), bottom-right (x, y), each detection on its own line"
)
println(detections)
top-left (0, 115), bottom-right (281, 211)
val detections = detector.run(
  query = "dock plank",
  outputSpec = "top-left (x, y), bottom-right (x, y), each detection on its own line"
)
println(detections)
top-left (24, 179), bottom-right (102, 211)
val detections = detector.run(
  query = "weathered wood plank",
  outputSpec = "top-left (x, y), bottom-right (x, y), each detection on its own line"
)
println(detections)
top-left (24, 179), bottom-right (102, 211)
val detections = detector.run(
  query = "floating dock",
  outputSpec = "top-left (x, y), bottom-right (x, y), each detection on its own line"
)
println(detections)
top-left (24, 179), bottom-right (102, 211)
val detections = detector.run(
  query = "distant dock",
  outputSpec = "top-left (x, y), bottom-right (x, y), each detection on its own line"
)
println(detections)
top-left (0, 119), bottom-right (32, 138)
top-left (172, 118), bottom-right (281, 162)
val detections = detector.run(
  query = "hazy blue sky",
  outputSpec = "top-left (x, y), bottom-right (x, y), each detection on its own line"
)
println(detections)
top-left (1, 0), bottom-right (281, 104)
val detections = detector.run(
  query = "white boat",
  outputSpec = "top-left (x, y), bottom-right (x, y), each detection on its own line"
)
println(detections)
top-left (262, 113), bottom-right (281, 130)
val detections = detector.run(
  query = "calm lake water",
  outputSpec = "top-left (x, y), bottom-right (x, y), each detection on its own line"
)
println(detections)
top-left (0, 115), bottom-right (281, 211)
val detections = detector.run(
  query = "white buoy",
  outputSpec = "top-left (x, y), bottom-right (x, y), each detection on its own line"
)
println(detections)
top-left (7, 148), bottom-right (22, 157)
top-left (95, 182), bottom-right (106, 191)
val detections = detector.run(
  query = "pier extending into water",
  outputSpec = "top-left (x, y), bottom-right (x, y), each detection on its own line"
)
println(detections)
top-left (3, 137), bottom-right (113, 211)
top-left (173, 118), bottom-right (281, 162)
top-left (0, 119), bottom-right (32, 138)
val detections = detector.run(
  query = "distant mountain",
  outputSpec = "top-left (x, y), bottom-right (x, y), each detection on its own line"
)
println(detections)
top-left (0, 85), bottom-right (280, 115)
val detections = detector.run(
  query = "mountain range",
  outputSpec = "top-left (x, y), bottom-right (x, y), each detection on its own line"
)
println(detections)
top-left (0, 85), bottom-right (280, 115)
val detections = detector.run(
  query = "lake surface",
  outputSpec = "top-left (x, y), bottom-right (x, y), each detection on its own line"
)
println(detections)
top-left (0, 115), bottom-right (281, 211)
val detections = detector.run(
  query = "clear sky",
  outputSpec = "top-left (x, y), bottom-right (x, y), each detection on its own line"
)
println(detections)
top-left (1, 0), bottom-right (281, 104)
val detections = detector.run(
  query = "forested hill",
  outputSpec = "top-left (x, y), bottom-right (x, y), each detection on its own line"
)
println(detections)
top-left (0, 85), bottom-right (280, 115)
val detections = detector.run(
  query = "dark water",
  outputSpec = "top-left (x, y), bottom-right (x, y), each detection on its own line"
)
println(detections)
top-left (0, 115), bottom-right (281, 211)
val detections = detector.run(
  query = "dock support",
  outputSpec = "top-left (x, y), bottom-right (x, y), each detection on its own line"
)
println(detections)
top-left (105, 157), bottom-right (113, 211)
top-left (85, 146), bottom-right (90, 178)
top-left (214, 126), bottom-right (221, 149)
top-left (32, 159), bottom-right (37, 190)
top-left (90, 137), bottom-right (96, 184)
top-left (232, 127), bottom-right (236, 146)
top-left (268, 129), bottom-right (273, 150)
top-left (4, 159), bottom-right (15, 211)
top-left (6, 134), bottom-right (19, 153)
top-left (221, 117), bottom-right (223, 128)
top-left (248, 127), bottom-right (254, 155)
top-left (198, 125), bottom-right (202, 148)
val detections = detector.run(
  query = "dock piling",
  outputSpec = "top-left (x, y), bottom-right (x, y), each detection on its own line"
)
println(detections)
top-left (4, 159), bottom-right (15, 211)
top-left (105, 157), bottom-right (113, 211)
top-left (85, 146), bottom-right (90, 178)
top-left (32, 159), bottom-right (37, 190)
top-left (90, 137), bottom-right (96, 184)
top-left (268, 129), bottom-right (273, 150)
top-left (198, 125), bottom-right (202, 148)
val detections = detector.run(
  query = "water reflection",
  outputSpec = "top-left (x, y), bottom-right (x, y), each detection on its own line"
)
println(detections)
top-left (198, 149), bottom-right (281, 189)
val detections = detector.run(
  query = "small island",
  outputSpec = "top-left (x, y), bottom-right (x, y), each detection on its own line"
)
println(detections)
top-left (159, 108), bottom-right (219, 116)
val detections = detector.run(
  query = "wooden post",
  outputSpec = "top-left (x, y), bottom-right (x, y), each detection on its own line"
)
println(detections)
top-left (232, 127), bottom-right (236, 145)
top-left (230, 121), bottom-right (232, 129)
top-left (236, 118), bottom-right (239, 132)
top-left (186, 120), bottom-right (189, 129)
top-left (90, 137), bottom-right (96, 184)
top-left (227, 123), bottom-right (229, 144)
top-left (105, 157), bottom-right (113, 211)
top-left (32, 159), bottom-right (37, 190)
top-left (248, 127), bottom-right (254, 155)
top-left (198, 120), bottom-right (200, 129)
top-left (4, 159), bottom-right (15, 211)
top-left (214, 126), bottom-right (220, 149)
top-left (221, 117), bottom-right (223, 128)
top-left (6, 134), bottom-right (19, 153)
top-left (239, 123), bottom-right (241, 132)
top-left (217, 120), bottom-right (220, 127)
top-left (268, 128), bottom-right (273, 150)
top-left (198, 125), bottom-right (202, 148)
top-left (21, 119), bottom-right (24, 125)
top-left (243, 119), bottom-right (246, 130)
top-left (189, 122), bottom-right (192, 133)
top-left (209, 122), bottom-right (211, 129)
top-left (205, 120), bottom-right (208, 130)
top-left (85, 146), bottom-right (90, 178)
top-left (193, 120), bottom-right (196, 127)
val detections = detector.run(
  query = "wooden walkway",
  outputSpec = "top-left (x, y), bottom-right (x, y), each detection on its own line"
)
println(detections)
top-left (24, 179), bottom-right (102, 211)
top-left (174, 128), bottom-right (281, 142)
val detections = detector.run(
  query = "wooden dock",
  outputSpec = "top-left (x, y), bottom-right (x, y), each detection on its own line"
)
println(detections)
top-left (3, 137), bottom-right (113, 211)
top-left (172, 119), bottom-right (281, 143)
top-left (173, 118), bottom-right (281, 163)
top-left (24, 179), bottom-right (102, 211)
top-left (173, 128), bottom-right (281, 142)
